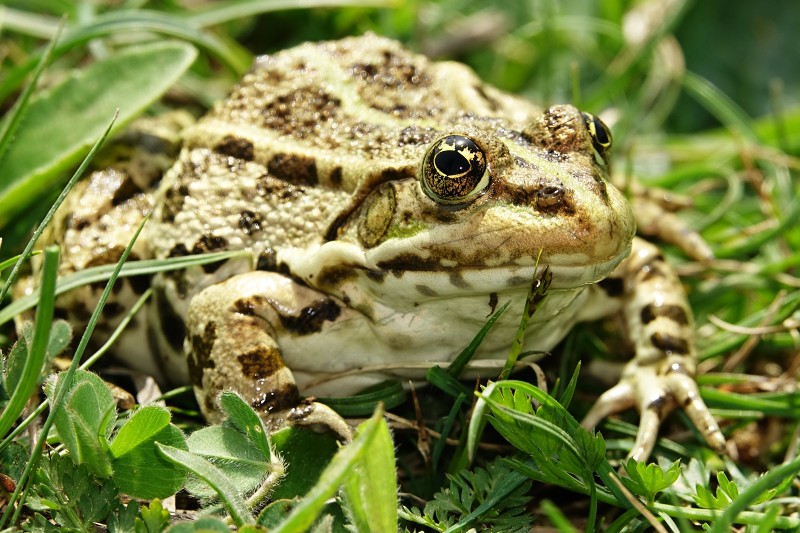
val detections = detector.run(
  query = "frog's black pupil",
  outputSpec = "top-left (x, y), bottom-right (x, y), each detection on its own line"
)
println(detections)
top-left (592, 116), bottom-right (610, 145)
top-left (435, 150), bottom-right (469, 176)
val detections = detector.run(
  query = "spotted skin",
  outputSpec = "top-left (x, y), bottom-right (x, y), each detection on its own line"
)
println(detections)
top-left (18, 35), bottom-right (727, 460)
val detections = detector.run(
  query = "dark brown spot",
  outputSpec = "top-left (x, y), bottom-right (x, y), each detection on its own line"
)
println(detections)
top-left (187, 321), bottom-right (217, 389)
top-left (67, 215), bottom-right (91, 231)
top-left (161, 183), bottom-right (188, 223)
top-left (329, 166), bottom-right (343, 187)
top-left (232, 296), bottom-right (266, 317)
top-left (256, 174), bottom-right (306, 199)
top-left (168, 243), bottom-right (190, 257)
top-left (487, 292), bottom-right (498, 316)
top-left (129, 274), bottom-right (151, 294)
top-left (449, 272), bottom-right (469, 289)
top-left (640, 262), bottom-right (665, 281)
top-left (237, 347), bottom-right (282, 380)
top-left (598, 277), bottom-right (624, 297)
top-left (375, 253), bottom-right (441, 273)
top-left (267, 153), bottom-right (318, 186)
top-left (111, 176), bottom-right (143, 206)
top-left (155, 290), bottom-right (187, 353)
top-left (647, 396), bottom-right (669, 417)
top-left (192, 234), bottom-right (229, 273)
top-left (84, 245), bottom-right (126, 268)
top-left (192, 234), bottom-right (228, 254)
top-left (365, 269), bottom-right (387, 283)
top-left (215, 135), bottom-right (254, 161)
top-left (506, 276), bottom-right (530, 288)
top-left (103, 302), bottom-right (125, 318)
top-left (260, 89), bottom-right (341, 138)
top-left (239, 210), bottom-right (263, 235)
top-left (651, 333), bottom-right (689, 355)
top-left (279, 298), bottom-right (341, 335)
top-left (416, 285), bottom-right (437, 297)
top-left (256, 249), bottom-right (277, 271)
top-left (251, 383), bottom-right (300, 414)
top-left (640, 304), bottom-right (689, 325)
top-left (317, 265), bottom-right (358, 288)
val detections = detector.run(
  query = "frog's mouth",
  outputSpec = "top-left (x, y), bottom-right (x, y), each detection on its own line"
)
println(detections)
top-left (288, 236), bottom-right (632, 299)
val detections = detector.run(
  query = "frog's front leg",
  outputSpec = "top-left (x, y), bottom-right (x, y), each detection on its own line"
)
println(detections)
top-left (186, 271), bottom-right (351, 439)
top-left (580, 237), bottom-right (727, 461)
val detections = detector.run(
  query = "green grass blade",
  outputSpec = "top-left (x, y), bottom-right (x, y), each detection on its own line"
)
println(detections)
top-left (0, 246), bottom-right (58, 437)
top-left (0, 251), bottom-right (244, 326)
top-left (271, 407), bottom-right (385, 533)
top-left (186, 0), bottom-right (396, 27)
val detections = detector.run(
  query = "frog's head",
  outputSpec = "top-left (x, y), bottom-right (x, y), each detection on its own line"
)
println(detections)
top-left (314, 104), bottom-right (635, 298)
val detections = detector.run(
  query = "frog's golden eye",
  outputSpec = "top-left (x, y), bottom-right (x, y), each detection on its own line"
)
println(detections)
top-left (421, 135), bottom-right (489, 205)
top-left (582, 112), bottom-right (613, 163)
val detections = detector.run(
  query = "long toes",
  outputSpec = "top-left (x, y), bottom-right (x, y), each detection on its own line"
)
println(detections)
top-left (580, 381), bottom-right (635, 430)
top-left (668, 374), bottom-right (727, 455)
top-left (629, 408), bottom-right (661, 462)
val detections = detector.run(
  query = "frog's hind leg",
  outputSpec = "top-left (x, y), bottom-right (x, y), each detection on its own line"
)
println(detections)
top-left (580, 237), bottom-right (727, 461)
top-left (186, 271), bottom-right (351, 439)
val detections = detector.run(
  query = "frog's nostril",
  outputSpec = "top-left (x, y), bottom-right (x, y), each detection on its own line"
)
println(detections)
top-left (536, 185), bottom-right (565, 207)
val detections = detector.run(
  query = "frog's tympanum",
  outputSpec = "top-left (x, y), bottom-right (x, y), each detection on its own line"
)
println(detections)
top-left (28, 34), bottom-right (726, 461)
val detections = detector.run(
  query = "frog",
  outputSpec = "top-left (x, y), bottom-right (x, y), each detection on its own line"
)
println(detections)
top-left (23, 33), bottom-right (726, 461)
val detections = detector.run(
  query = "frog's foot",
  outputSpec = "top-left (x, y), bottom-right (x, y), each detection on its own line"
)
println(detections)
top-left (282, 400), bottom-right (353, 441)
top-left (185, 271), bottom-right (351, 440)
top-left (580, 237), bottom-right (727, 461)
top-left (631, 192), bottom-right (714, 263)
top-left (580, 357), bottom-right (727, 462)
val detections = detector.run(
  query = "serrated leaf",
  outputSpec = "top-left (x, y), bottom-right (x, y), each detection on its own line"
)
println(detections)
top-left (342, 413), bottom-right (397, 532)
top-left (0, 41), bottom-right (197, 229)
top-left (111, 407), bottom-right (188, 499)
top-left (623, 459), bottom-right (680, 503)
top-left (135, 498), bottom-right (170, 533)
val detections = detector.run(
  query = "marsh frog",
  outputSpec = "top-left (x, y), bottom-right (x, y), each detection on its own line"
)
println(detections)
top-left (29, 34), bottom-right (726, 461)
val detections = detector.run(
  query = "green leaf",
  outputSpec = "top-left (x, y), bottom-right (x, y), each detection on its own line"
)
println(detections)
top-left (0, 40), bottom-right (197, 229)
top-left (622, 459), bottom-right (680, 504)
top-left (135, 499), bottom-right (170, 533)
top-left (342, 410), bottom-right (397, 532)
top-left (164, 517), bottom-right (231, 532)
top-left (45, 369), bottom-right (116, 479)
top-left (218, 391), bottom-right (273, 459)
top-left (110, 406), bottom-right (170, 458)
top-left (157, 443), bottom-right (253, 527)
top-left (111, 406), bottom-right (188, 499)
top-left (5, 320), bottom-right (71, 390)
top-left (184, 425), bottom-right (271, 500)
top-left (268, 427), bottom-right (339, 502)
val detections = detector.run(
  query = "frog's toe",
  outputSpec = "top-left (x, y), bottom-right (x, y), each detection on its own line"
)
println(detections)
top-left (581, 367), bottom-right (727, 461)
top-left (286, 400), bottom-right (353, 442)
top-left (580, 381), bottom-right (635, 430)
